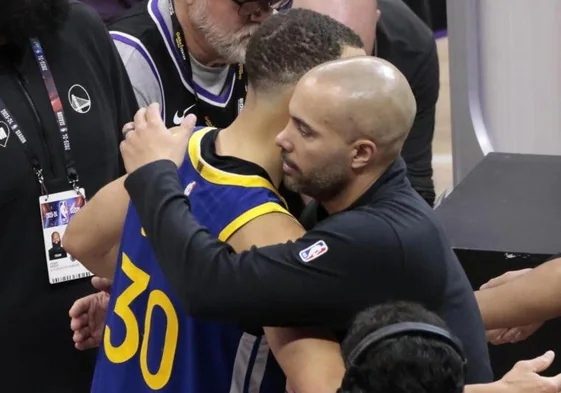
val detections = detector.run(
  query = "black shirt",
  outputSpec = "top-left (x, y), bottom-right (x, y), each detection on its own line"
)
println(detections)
top-left (125, 158), bottom-right (493, 384)
top-left (0, 2), bottom-right (137, 392)
top-left (376, 0), bottom-right (440, 206)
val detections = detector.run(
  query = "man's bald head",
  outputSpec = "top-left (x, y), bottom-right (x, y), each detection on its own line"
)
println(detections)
top-left (297, 56), bottom-right (416, 162)
top-left (276, 56), bottom-right (416, 203)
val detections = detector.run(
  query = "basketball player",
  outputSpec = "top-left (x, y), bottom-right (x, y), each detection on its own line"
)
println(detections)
top-left (64, 9), bottom-right (365, 393)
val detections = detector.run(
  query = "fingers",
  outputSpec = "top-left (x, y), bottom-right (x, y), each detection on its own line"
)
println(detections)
top-left (486, 328), bottom-right (506, 344)
top-left (181, 114), bottom-right (197, 133)
top-left (133, 107), bottom-right (148, 131)
top-left (73, 325), bottom-right (91, 343)
top-left (70, 313), bottom-right (89, 331)
top-left (75, 336), bottom-right (99, 351)
top-left (516, 350), bottom-right (555, 373)
top-left (480, 268), bottom-right (533, 290)
top-left (92, 276), bottom-right (112, 293)
top-left (122, 122), bottom-right (135, 139)
top-left (68, 296), bottom-right (91, 318)
top-left (176, 114), bottom-right (197, 146)
top-left (545, 371), bottom-right (561, 390)
top-left (145, 103), bottom-right (162, 127)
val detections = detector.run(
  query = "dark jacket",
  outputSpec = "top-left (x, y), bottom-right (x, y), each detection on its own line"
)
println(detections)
top-left (81, 0), bottom-right (142, 24)
top-left (0, 2), bottom-right (137, 392)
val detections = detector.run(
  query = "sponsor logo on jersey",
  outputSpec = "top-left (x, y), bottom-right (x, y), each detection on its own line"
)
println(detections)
top-left (0, 121), bottom-right (10, 148)
top-left (299, 240), bottom-right (328, 263)
top-left (68, 84), bottom-right (91, 114)
top-left (173, 104), bottom-right (196, 125)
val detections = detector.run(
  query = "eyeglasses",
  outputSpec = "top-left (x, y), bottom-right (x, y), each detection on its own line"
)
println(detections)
top-left (231, 0), bottom-right (291, 16)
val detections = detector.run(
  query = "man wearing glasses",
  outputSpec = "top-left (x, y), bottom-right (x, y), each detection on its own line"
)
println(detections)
top-left (108, 0), bottom-right (376, 132)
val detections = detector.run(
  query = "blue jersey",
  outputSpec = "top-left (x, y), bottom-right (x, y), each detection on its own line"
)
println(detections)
top-left (92, 127), bottom-right (291, 393)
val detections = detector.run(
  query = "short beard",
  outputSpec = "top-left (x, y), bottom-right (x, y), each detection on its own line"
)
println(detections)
top-left (189, 0), bottom-right (258, 64)
top-left (0, 0), bottom-right (70, 45)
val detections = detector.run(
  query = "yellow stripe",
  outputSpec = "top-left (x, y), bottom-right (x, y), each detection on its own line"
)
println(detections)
top-left (219, 202), bottom-right (293, 241)
top-left (188, 128), bottom-right (286, 204)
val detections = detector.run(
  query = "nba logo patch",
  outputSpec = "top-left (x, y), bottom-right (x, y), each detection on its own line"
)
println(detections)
top-left (299, 240), bottom-right (328, 263)
top-left (184, 181), bottom-right (197, 196)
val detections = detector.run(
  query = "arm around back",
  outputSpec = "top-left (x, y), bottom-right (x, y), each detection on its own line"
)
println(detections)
top-left (125, 160), bottom-right (403, 327)
top-left (228, 211), bottom-right (345, 393)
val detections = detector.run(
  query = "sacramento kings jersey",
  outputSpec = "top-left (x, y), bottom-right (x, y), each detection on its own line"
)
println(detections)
top-left (91, 127), bottom-right (290, 393)
top-left (109, 0), bottom-right (247, 129)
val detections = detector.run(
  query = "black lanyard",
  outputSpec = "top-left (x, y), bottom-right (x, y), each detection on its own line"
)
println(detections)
top-left (0, 38), bottom-right (81, 195)
top-left (168, 1), bottom-right (247, 124)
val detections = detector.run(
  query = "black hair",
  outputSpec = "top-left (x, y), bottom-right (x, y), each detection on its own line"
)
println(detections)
top-left (245, 8), bottom-right (364, 92)
top-left (342, 301), bottom-right (465, 393)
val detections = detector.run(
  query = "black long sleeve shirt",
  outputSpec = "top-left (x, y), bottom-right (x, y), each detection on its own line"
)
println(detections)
top-left (0, 2), bottom-right (138, 392)
top-left (376, 0), bottom-right (440, 206)
top-left (125, 158), bottom-right (492, 384)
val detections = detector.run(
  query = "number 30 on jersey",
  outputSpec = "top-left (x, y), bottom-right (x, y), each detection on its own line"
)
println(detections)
top-left (104, 253), bottom-right (179, 390)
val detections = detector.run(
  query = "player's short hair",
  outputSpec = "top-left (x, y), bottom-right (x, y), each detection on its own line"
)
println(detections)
top-left (341, 301), bottom-right (465, 393)
top-left (245, 8), bottom-right (364, 93)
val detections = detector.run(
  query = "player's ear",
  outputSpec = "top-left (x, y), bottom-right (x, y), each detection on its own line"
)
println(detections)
top-left (350, 139), bottom-right (377, 170)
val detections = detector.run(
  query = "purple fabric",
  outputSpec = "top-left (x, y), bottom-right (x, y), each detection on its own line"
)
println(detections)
top-left (434, 29), bottom-right (448, 39)
top-left (81, 0), bottom-right (141, 23)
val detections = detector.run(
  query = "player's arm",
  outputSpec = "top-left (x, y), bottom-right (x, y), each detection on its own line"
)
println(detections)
top-left (63, 175), bottom-right (128, 279)
top-left (292, 0), bottom-right (378, 53)
top-left (476, 257), bottom-right (561, 329)
top-left (228, 213), bottom-right (344, 393)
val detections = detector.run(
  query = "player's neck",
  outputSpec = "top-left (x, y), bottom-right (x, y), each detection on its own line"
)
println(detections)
top-left (217, 110), bottom-right (286, 188)
top-left (173, 0), bottom-right (225, 67)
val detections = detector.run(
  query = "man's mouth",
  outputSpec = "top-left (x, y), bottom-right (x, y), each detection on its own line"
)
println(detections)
top-left (281, 155), bottom-right (299, 175)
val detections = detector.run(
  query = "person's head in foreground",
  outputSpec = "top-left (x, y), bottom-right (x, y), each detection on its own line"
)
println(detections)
top-left (338, 301), bottom-right (466, 393)
top-left (243, 8), bottom-right (365, 114)
top-left (275, 56), bottom-right (417, 206)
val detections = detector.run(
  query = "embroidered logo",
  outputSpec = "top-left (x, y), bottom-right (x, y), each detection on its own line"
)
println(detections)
top-left (298, 240), bottom-right (328, 263)
top-left (68, 84), bottom-right (91, 114)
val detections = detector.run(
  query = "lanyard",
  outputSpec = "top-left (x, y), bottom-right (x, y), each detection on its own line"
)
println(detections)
top-left (0, 38), bottom-right (81, 196)
top-left (168, 1), bottom-right (247, 123)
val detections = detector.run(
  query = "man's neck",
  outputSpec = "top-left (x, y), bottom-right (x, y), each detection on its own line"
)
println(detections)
top-left (172, 0), bottom-right (224, 66)
top-left (322, 166), bottom-right (387, 214)
top-left (215, 105), bottom-right (288, 187)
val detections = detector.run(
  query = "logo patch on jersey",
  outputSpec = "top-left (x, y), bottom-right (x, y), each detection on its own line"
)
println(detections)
top-left (237, 98), bottom-right (244, 115)
top-left (184, 181), bottom-right (197, 196)
top-left (298, 240), bottom-right (328, 263)
top-left (0, 121), bottom-right (10, 148)
top-left (68, 84), bottom-right (91, 114)
top-left (173, 104), bottom-right (196, 125)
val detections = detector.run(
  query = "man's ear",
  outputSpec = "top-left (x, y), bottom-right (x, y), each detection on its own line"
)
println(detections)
top-left (351, 139), bottom-right (377, 170)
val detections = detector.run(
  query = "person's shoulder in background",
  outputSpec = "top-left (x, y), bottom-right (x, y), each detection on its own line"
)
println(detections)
top-left (375, 0), bottom-right (437, 81)
top-left (79, 0), bottom-right (142, 24)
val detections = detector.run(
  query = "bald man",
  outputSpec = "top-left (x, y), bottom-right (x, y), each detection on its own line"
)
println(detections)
top-left (290, 0), bottom-right (440, 206)
top-left (117, 55), bottom-right (492, 385)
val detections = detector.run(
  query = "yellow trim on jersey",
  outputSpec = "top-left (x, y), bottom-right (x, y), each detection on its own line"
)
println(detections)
top-left (218, 202), bottom-right (293, 242)
top-left (188, 127), bottom-right (286, 204)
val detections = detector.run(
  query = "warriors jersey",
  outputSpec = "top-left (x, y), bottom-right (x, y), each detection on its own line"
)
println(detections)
top-left (92, 127), bottom-right (290, 393)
